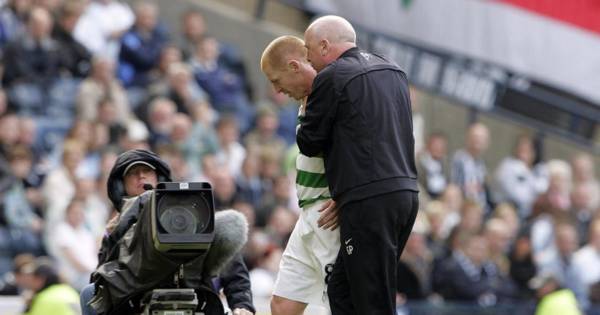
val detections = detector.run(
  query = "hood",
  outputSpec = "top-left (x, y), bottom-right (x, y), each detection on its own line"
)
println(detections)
top-left (107, 149), bottom-right (172, 211)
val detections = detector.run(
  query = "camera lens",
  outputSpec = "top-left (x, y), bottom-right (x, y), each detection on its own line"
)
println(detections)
top-left (159, 207), bottom-right (198, 234)
top-left (156, 194), bottom-right (211, 234)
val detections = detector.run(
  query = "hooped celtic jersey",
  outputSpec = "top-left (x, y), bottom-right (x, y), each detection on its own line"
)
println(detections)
top-left (296, 112), bottom-right (331, 208)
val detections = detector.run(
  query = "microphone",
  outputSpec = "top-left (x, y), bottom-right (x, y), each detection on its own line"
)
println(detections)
top-left (143, 183), bottom-right (154, 191)
top-left (202, 209), bottom-right (248, 277)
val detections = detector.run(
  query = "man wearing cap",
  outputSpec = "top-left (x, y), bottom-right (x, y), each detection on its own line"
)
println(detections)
top-left (24, 258), bottom-right (80, 315)
top-left (80, 149), bottom-right (254, 315)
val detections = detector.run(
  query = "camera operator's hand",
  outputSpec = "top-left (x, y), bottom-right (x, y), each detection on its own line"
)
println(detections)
top-left (232, 308), bottom-right (253, 315)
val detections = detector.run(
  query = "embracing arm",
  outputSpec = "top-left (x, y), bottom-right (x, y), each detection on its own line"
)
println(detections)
top-left (296, 70), bottom-right (337, 157)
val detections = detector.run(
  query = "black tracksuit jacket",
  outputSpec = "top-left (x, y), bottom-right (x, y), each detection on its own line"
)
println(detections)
top-left (297, 47), bottom-right (418, 207)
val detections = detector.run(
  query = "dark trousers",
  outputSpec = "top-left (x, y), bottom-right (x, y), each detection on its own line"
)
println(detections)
top-left (328, 190), bottom-right (419, 315)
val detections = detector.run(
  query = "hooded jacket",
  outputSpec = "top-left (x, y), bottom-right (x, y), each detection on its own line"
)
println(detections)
top-left (106, 149), bottom-right (171, 211)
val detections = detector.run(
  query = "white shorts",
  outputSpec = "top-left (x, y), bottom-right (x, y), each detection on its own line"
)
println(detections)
top-left (272, 200), bottom-right (341, 306)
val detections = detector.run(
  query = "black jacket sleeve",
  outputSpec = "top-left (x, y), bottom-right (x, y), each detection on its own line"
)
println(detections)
top-left (220, 253), bottom-right (255, 313)
top-left (296, 66), bottom-right (337, 157)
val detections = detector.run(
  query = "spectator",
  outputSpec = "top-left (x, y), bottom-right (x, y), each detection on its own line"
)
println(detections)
top-left (243, 230), bottom-right (272, 270)
top-left (423, 200), bottom-right (450, 259)
top-left (52, 0), bottom-right (91, 78)
top-left (209, 165), bottom-right (237, 210)
top-left (571, 153), bottom-right (599, 211)
top-left (145, 43), bottom-right (182, 89)
top-left (571, 183), bottom-right (597, 246)
top-left (0, 0), bottom-right (31, 48)
top-left (76, 57), bottom-right (132, 124)
top-left (572, 219), bottom-right (600, 308)
top-left (179, 9), bottom-right (204, 58)
top-left (149, 61), bottom-right (207, 116)
top-left (257, 175), bottom-right (295, 227)
top-left (451, 122), bottom-right (490, 211)
top-left (458, 199), bottom-right (485, 234)
top-left (17, 116), bottom-right (45, 166)
top-left (0, 254), bottom-right (35, 295)
top-left (51, 198), bottom-right (98, 291)
top-left (433, 232), bottom-right (501, 306)
top-left (397, 214), bottom-right (434, 300)
top-left (528, 163), bottom-right (575, 272)
top-left (187, 101), bottom-right (219, 158)
top-left (96, 99), bottom-right (126, 145)
top-left (418, 131), bottom-right (449, 199)
top-left (483, 218), bottom-right (512, 276)
top-left (190, 36), bottom-right (254, 133)
top-left (536, 223), bottom-right (585, 304)
top-left (530, 272), bottom-right (582, 315)
top-left (542, 159), bottom-right (572, 212)
top-left (495, 134), bottom-right (549, 219)
top-left (492, 203), bottom-right (521, 243)
top-left (3, 6), bottom-right (57, 83)
top-left (249, 245), bottom-right (282, 300)
top-left (438, 182), bottom-right (463, 233)
top-left (265, 205), bottom-right (297, 247)
top-left (21, 258), bottom-right (80, 315)
top-left (3, 7), bottom-right (67, 115)
top-left (232, 200), bottom-right (256, 233)
top-left (180, 10), bottom-right (251, 98)
top-left (145, 97), bottom-right (176, 148)
top-left (215, 115), bottom-right (246, 178)
top-left (154, 144), bottom-right (192, 182)
top-left (235, 153), bottom-right (263, 210)
top-left (74, 177), bottom-right (109, 241)
top-left (169, 112), bottom-right (216, 177)
top-left (117, 118), bottom-right (150, 151)
top-left (244, 105), bottom-right (286, 156)
top-left (257, 149), bottom-right (282, 199)
top-left (73, 0), bottom-right (134, 60)
top-left (0, 113), bottom-right (23, 192)
top-left (2, 145), bottom-right (45, 256)
top-left (41, 139), bottom-right (85, 252)
top-left (509, 231), bottom-right (537, 300)
top-left (258, 88), bottom-right (297, 146)
top-left (130, 44), bottom-right (182, 111)
top-left (117, 1), bottom-right (168, 87)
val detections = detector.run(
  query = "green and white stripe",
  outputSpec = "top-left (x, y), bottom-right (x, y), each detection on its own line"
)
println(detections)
top-left (296, 113), bottom-right (331, 208)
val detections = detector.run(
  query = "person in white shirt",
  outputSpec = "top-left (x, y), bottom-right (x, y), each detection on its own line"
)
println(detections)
top-left (73, 0), bottom-right (134, 60)
top-left (495, 135), bottom-right (548, 219)
top-left (53, 198), bottom-right (98, 291)
top-left (572, 219), bottom-right (600, 309)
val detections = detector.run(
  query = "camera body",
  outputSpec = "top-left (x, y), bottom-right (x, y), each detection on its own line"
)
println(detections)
top-left (150, 182), bottom-right (216, 257)
top-left (92, 182), bottom-right (237, 315)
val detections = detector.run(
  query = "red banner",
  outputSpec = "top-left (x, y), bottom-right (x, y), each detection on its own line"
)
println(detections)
top-left (498, 0), bottom-right (600, 35)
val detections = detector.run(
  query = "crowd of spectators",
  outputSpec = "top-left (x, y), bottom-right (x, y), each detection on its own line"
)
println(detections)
top-left (410, 117), bottom-right (599, 313)
top-left (0, 1), bottom-right (596, 314)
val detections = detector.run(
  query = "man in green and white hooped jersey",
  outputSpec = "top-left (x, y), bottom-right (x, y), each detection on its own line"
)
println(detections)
top-left (261, 36), bottom-right (341, 315)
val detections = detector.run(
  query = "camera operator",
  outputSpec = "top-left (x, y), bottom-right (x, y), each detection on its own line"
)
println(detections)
top-left (80, 149), bottom-right (254, 315)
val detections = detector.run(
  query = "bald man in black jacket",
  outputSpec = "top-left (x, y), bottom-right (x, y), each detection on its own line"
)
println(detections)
top-left (297, 15), bottom-right (419, 315)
